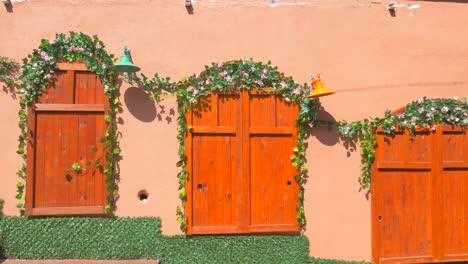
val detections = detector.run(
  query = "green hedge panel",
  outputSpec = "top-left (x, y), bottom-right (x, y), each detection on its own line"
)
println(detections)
top-left (157, 235), bottom-right (309, 264)
top-left (0, 217), bottom-right (310, 263)
top-left (0, 217), bottom-right (162, 260)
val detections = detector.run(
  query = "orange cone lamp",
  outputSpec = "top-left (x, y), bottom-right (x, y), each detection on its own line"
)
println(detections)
top-left (306, 74), bottom-right (335, 98)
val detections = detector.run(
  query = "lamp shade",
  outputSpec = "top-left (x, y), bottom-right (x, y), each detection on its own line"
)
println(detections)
top-left (306, 74), bottom-right (335, 98)
top-left (113, 47), bottom-right (140, 73)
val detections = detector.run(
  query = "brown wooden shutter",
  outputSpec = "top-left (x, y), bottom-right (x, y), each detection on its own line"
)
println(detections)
top-left (25, 62), bottom-right (107, 216)
top-left (372, 125), bottom-right (468, 263)
top-left (186, 90), bottom-right (299, 234)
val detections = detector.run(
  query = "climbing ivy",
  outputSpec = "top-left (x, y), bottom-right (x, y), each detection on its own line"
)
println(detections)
top-left (132, 59), bottom-right (321, 231)
top-left (338, 97), bottom-right (468, 189)
top-left (0, 56), bottom-right (20, 88)
top-left (15, 32), bottom-right (119, 215)
top-left (0, 198), bottom-right (4, 218)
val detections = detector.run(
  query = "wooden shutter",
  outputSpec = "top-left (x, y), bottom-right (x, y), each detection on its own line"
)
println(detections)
top-left (25, 62), bottom-right (107, 216)
top-left (372, 125), bottom-right (468, 263)
top-left (186, 90), bottom-right (299, 234)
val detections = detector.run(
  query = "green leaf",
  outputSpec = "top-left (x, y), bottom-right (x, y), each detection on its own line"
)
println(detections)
top-left (72, 162), bottom-right (81, 172)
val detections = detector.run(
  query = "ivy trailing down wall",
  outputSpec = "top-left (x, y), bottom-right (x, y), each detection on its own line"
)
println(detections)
top-left (0, 199), bottom-right (4, 218)
top-left (0, 57), bottom-right (20, 88)
top-left (338, 97), bottom-right (468, 189)
top-left (132, 59), bottom-right (321, 231)
top-left (14, 32), bottom-right (120, 215)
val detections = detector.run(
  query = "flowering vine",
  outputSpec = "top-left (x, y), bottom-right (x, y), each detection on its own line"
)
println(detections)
top-left (338, 97), bottom-right (468, 189)
top-left (16, 32), bottom-right (119, 215)
top-left (133, 59), bottom-right (320, 231)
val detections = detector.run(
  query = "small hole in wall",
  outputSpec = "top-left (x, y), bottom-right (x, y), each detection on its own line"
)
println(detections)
top-left (138, 190), bottom-right (149, 203)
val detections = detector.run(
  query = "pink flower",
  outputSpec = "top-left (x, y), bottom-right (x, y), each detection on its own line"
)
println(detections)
top-left (262, 69), bottom-right (268, 75)
top-left (293, 88), bottom-right (300, 95)
top-left (78, 48), bottom-right (84, 52)
top-left (398, 114), bottom-right (404, 119)
top-left (217, 63), bottom-right (223, 68)
top-left (102, 64), bottom-right (106, 69)
top-left (441, 106), bottom-right (449, 113)
top-left (187, 86), bottom-right (194, 92)
top-left (284, 97), bottom-right (291, 102)
top-left (454, 96), bottom-right (459, 100)
top-left (308, 122), bottom-right (314, 128)
top-left (220, 70), bottom-right (227, 77)
top-left (391, 126), bottom-right (396, 131)
top-left (261, 74), bottom-right (266, 79)
top-left (431, 125), bottom-right (437, 131)
top-left (280, 81), bottom-right (288, 89)
top-left (96, 43), bottom-right (102, 49)
top-left (50, 37), bottom-right (57, 45)
top-left (196, 72), bottom-right (200, 78)
top-left (45, 74), bottom-right (52, 79)
top-left (255, 80), bottom-right (264, 87)
top-left (418, 97), bottom-right (424, 104)
top-left (205, 79), bottom-right (211, 85)
top-left (193, 89), bottom-right (199, 95)
top-left (226, 76), bottom-right (232, 82)
top-left (250, 67), bottom-right (255, 71)
top-left (418, 107), bottom-right (424, 114)
top-left (189, 98), bottom-right (196, 104)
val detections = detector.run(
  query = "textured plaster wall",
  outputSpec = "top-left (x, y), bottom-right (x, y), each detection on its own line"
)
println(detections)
top-left (1, 0), bottom-right (468, 261)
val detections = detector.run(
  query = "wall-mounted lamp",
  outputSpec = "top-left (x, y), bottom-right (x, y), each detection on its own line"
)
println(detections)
top-left (306, 74), bottom-right (335, 98)
top-left (185, 0), bottom-right (192, 7)
top-left (113, 46), bottom-right (140, 73)
top-left (1, 0), bottom-right (11, 4)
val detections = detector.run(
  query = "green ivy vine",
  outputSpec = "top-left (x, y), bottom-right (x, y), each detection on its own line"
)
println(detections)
top-left (0, 56), bottom-right (20, 88)
top-left (132, 59), bottom-right (321, 231)
top-left (0, 198), bottom-right (4, 218)
top-left (15, 32), bottom-right (120, 215)
top-left (338, 97), bottom-right (468, 189)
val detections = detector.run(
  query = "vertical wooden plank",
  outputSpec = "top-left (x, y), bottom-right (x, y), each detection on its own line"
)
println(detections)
top-left (240, 89), bottom-right (250, 232)
top-left (432, 126), bottom-right (443, 261)
top-left (33, 113), bottom-right (46, 208)
top-left (440, 128), bottom-right (468, 260)
top-left (185, 108), bottom-right (193, 234)
top-left (25, 106), bottom-right (36, 214)
top-left (371, 132), bottom-right (383, 264)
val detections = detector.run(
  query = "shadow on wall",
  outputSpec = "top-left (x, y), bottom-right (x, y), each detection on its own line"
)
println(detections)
top-left (312, 108), bottom-right (340, 147)
top-left (124, 87), bottom-right (175, 123)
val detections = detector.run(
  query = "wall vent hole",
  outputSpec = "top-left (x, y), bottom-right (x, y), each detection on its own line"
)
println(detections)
top-left (138, 190), bottom-right (149, 202)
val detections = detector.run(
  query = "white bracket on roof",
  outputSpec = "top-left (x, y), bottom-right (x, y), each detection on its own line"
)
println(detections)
top-left (386, 2), bottom-right (421, 16)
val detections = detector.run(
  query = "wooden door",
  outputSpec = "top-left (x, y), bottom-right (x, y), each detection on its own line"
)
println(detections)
top-left (372, 125), bottom-right (468, 263)
top-left (186, 90), bottom-right (299, 234)
top-left (25, 62), bottom-right (107, 216)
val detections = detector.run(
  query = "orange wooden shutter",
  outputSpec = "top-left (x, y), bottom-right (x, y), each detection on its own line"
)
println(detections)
top-left (25, 62), bottom-right (107, 216)
top-left (372, 126), bottom-right (468, 263)
top-left (186, 90), bottom-right (299, 234)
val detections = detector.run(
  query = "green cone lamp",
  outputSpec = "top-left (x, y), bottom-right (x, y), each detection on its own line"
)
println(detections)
top-left (113, 46), bottom-right (141, 73)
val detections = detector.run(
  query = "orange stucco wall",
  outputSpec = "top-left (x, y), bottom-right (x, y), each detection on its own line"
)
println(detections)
top-left (1, 0), bottom-right (468, 261)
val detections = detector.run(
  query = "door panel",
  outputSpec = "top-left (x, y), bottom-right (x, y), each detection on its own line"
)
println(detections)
top-left (373, 125), bottom-right (468, 263)
top-left (187, 90), bottom-right (299, 234)
top-left (26, 63), bottom-right (107, 216)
